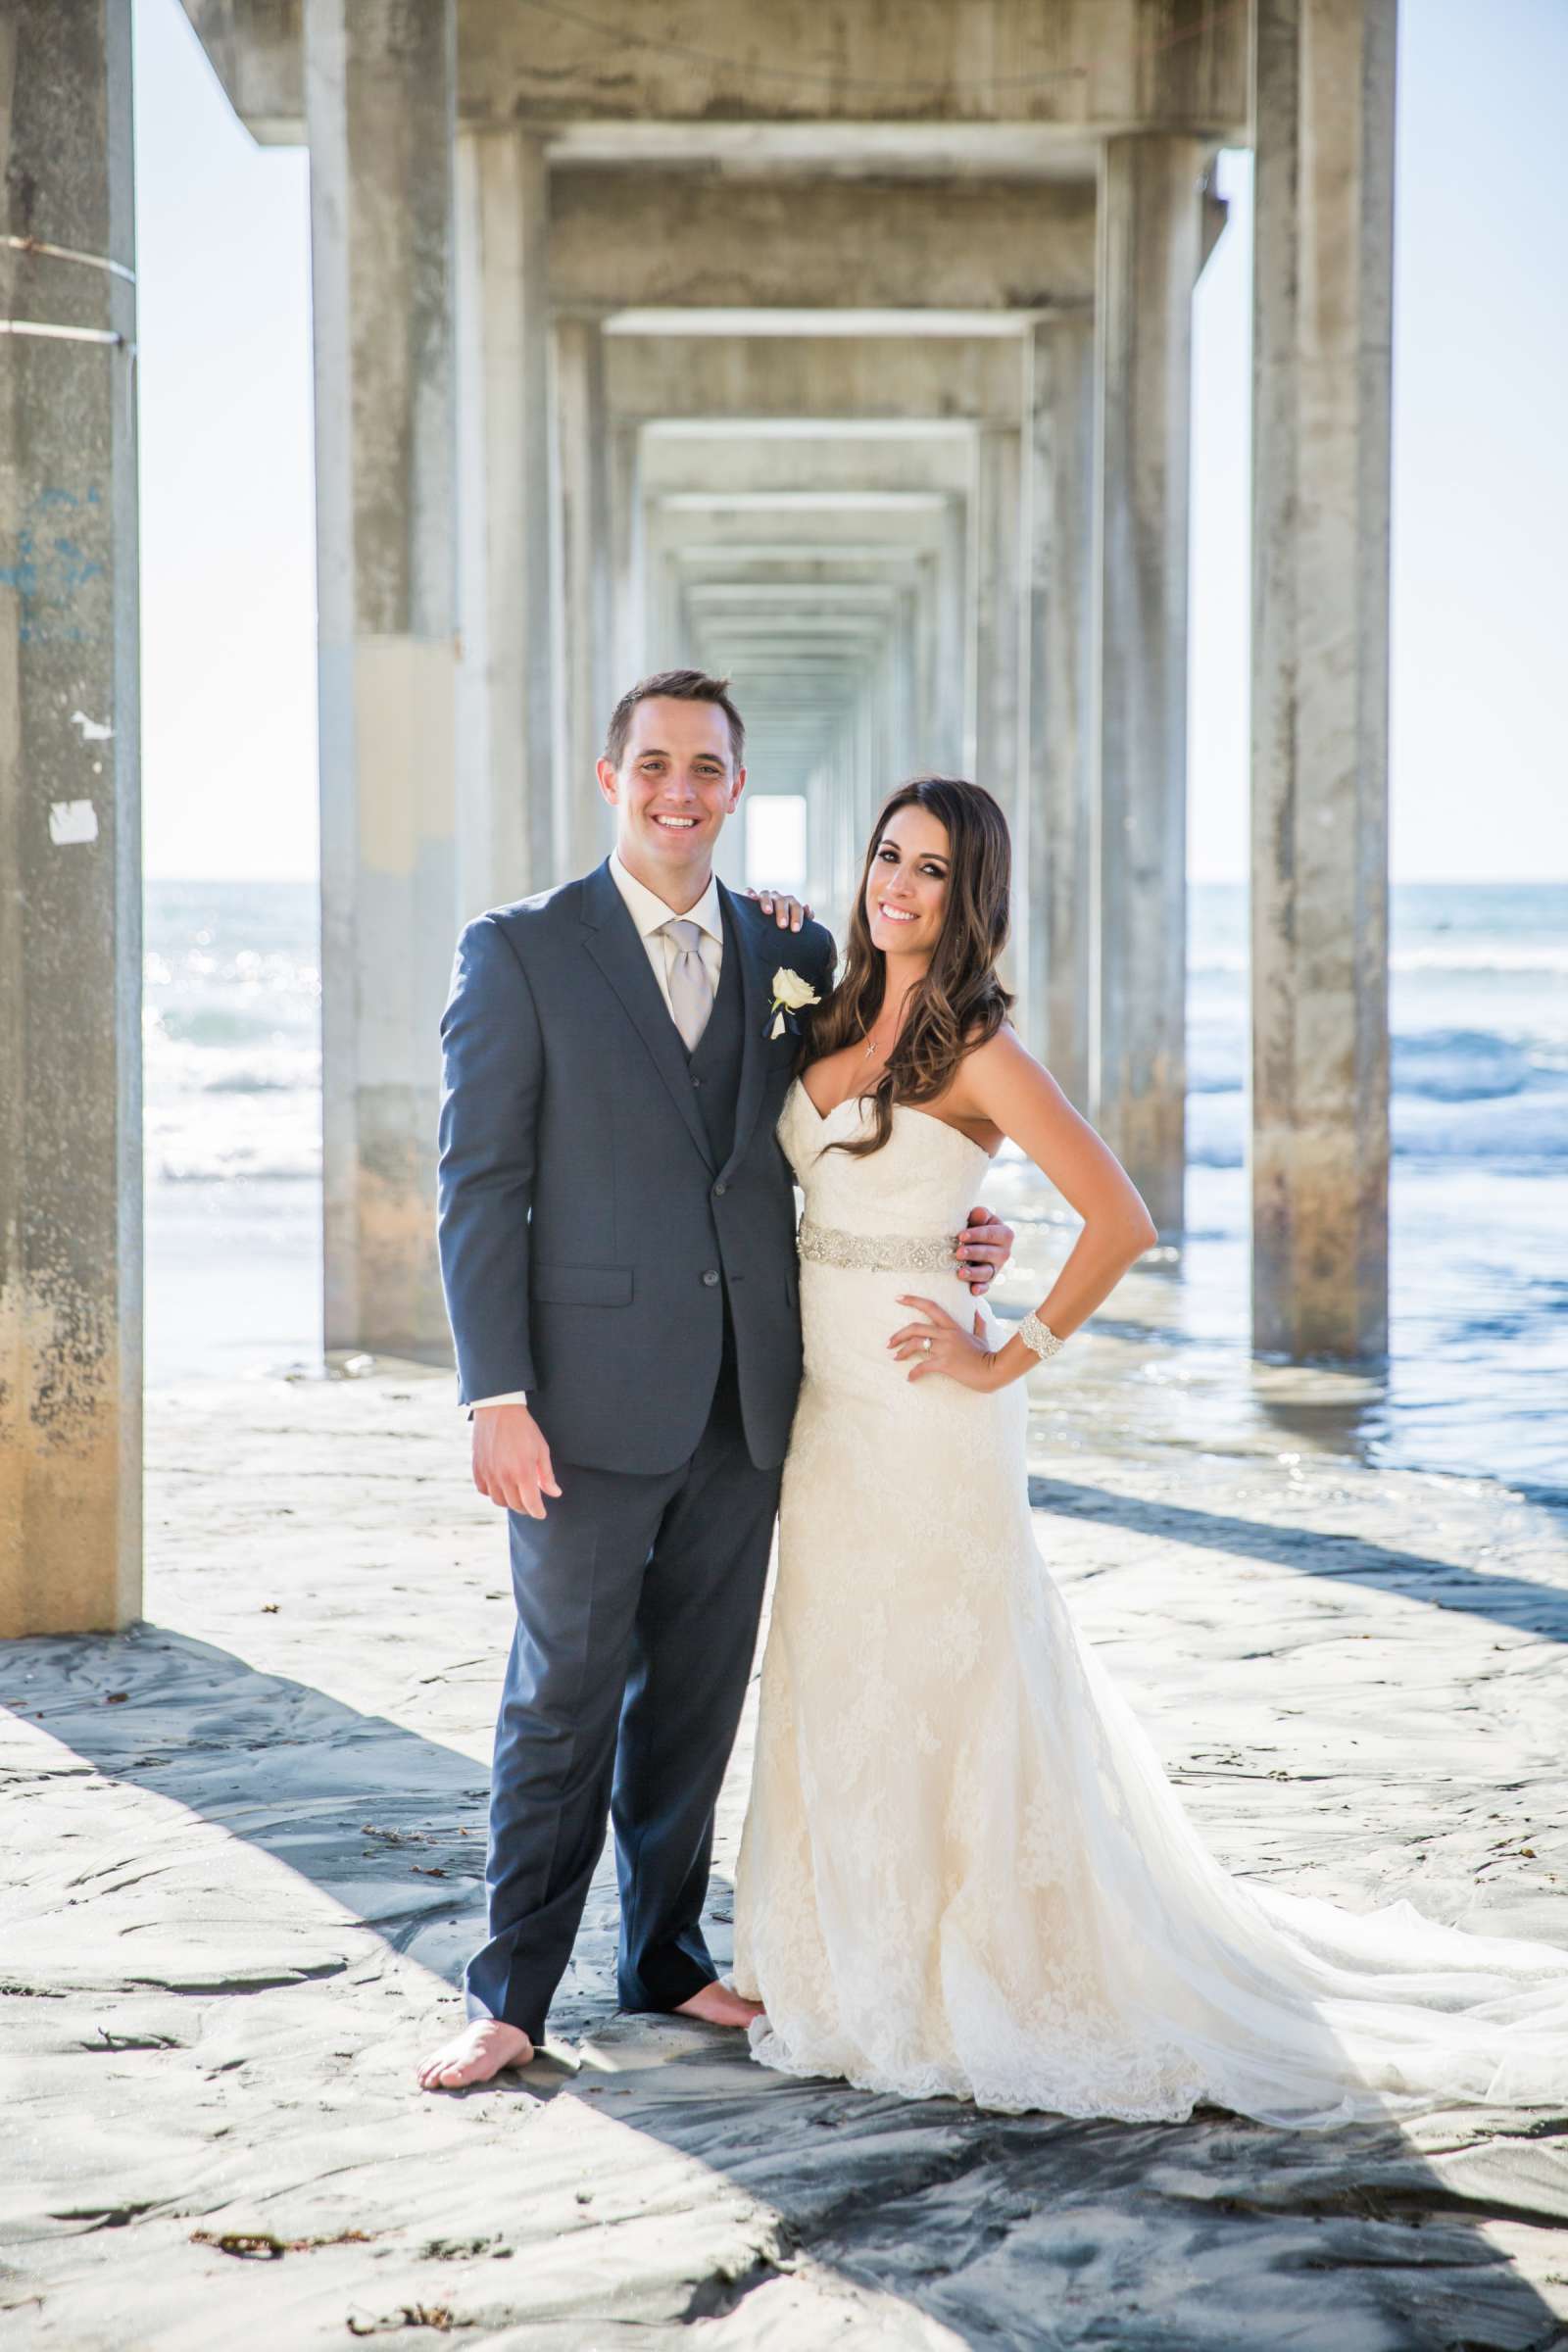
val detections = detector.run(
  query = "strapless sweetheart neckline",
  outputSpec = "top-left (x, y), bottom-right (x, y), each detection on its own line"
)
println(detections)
top-left (790, 1078), bottom-right (995, 1167)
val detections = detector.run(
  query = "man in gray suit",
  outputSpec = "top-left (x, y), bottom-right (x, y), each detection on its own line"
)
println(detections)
top-left (417, 670), bottom-right (1012, 2090)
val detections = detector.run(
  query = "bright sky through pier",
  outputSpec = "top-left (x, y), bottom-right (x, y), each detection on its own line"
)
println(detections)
top-left (132, 0), bottom-right (1568, 885)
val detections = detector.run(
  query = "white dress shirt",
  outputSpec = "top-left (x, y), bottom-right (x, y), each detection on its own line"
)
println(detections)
top-left (469, 854), bottom-right (725, 1412)
top-left (607, 850), bottom-right (725, 1015)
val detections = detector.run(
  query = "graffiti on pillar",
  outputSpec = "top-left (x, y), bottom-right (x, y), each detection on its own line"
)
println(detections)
top-left (0, 484), bottom-right (107, 644)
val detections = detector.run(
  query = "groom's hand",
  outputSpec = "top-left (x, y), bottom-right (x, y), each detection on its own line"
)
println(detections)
top-left (472, 1402), bottom-right (562, 1519)
top-left (957, 1205), bottom-right (1014, 1297)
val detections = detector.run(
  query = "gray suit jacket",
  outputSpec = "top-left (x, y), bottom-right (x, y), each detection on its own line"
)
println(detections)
top-left (437, 858), bottom-right (836, 1474)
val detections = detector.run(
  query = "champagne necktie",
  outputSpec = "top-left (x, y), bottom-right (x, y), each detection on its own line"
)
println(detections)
top-left (662, 917), bottom-right (714, 1052)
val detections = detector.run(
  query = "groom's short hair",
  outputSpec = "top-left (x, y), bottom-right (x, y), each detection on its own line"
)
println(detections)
top-left (604, 668), bottom-right (746, 772)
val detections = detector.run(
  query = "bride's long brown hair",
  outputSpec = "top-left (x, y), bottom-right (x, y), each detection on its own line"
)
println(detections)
top-left (809, 776), bottom-right (1013, 1157)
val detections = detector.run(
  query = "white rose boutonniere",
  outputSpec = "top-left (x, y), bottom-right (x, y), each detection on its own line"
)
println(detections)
top-left (765, 965), bottom-right (821, 1042)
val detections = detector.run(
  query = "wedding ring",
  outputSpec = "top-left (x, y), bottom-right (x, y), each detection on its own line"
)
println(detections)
top-left (921, 1337), bottom-right (932, 1354)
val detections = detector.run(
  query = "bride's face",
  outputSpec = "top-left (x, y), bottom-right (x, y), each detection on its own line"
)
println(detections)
top-left (864, 807), bottom-right (952, 961)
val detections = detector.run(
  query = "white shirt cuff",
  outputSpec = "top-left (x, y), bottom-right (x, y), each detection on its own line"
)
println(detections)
top-left (468, 1391), bottom-right (528, 1410)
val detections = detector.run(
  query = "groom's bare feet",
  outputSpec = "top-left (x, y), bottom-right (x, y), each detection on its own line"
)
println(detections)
top-left (416, 2017), bottom-right (533, 2091)
top-left (674, 1980), bottom-right (764, 2030)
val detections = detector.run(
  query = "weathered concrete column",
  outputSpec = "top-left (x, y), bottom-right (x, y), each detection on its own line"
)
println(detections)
top-left (609, 420), bottom-right (644, 698)
top-left (1093, 133), bottom-right (1204, 1232)
top-left (1023, 314), bottom-right (1095, 1098)
top-left (0, 0), bottom-right (140, 1636)
top-left (455, 126), bottom-right (555, 914)
top-left (555, 318), bottom-right (612, 877)
top-left (938, 494), bottom-right (968, 778)
top-left (306, 0), bottom-right (458, 1357)
top-left (973, 422), bottom-right (1025, 1004)
top-left (1250, 0), bottom-right (1396, 1358)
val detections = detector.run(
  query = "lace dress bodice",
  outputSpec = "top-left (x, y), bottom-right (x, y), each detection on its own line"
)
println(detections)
top-left (780, 1080), bottom-right (991, 1241)
top-left (777, 1081), bottom-right (1014, 1416)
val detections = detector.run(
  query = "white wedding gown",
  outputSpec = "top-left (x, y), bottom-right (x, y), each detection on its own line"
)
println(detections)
top-left (730, 1081), bottom-right (1568, 2126)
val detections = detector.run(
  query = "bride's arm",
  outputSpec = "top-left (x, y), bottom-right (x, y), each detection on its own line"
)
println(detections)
top-left (890, 1027), bottom-right (1157, 1391)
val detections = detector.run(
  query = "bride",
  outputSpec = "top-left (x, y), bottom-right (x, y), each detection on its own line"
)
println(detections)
top-left (731, 775), bottom-right (1568, 2127)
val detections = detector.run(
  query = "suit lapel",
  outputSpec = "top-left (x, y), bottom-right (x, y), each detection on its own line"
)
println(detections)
top-left (717, 882), bottom-right (772, 1183)
top-left (580, 860), bottom-right (715, 1171)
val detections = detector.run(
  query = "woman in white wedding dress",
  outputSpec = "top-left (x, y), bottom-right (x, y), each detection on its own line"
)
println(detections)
top-left (731, 777), bottom-right (1568, 2128)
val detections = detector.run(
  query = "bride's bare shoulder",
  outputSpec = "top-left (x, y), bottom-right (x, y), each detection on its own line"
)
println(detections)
top-left (959, 1021), bottom-right (1053, 1081)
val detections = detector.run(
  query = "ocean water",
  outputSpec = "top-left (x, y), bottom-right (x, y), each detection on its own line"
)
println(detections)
top-left (143, 880), bottom-right (1568, 1487)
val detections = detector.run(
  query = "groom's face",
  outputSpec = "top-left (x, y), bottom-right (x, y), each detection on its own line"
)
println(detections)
top-left (596, 697), bottom-right (745, 891)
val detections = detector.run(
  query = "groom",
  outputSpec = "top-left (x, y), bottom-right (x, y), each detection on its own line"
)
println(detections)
top-left (418, 669), bottom-right (1012, 2090)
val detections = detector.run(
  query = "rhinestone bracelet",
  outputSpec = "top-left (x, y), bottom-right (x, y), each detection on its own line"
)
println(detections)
top-left (1018, 1312), bottom-right (1065, 1362)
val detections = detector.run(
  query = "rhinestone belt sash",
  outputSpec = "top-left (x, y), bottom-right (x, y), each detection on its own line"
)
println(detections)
top-left (797, 1218), bottom-right (959, 1274)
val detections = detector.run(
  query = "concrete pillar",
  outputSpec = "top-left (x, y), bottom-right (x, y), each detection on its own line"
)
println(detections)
top-left (889, 589), bottom-right (918, 789)
top-left (937, 495), bottom-right (968, 777)
top-left (306, 0), bottom-right (458, 1357)
top-left (1093, 132), bottom-right (1204, 1233)
top-left (973, 422), bottom-right (1025, 1003)
top-left (455, 126), bottom-right (555, 914)
top-left (555, 318), bottom-right (612, 877)
top-left (610, 420), bottom-right (644, 697)
top-left (1023, 314), bottom-right (1095, 1100)
top-left (911, 552), bottom-right (941, 775)
top-left (0, 0), bottom-right (140, 1636)
top-left (1250, 0), bottom-right (1396, 1358)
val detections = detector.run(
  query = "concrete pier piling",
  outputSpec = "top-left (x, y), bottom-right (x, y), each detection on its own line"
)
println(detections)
top-left (1092, 132), bottom-right (1207, 1238)
top-left (455, 123), bottom-right (555, 919)
top-left (1250, 0), bottom-right (1396, 1360)
top-left (1024, 313), bottom-right (1095, 1102)
top-left (0, 0), bottom-right (141, 1638)
top-left (304, 0), bottom-right (460, 1359)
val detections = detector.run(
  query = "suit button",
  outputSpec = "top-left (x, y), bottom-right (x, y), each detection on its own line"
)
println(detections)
top-left (702, 1268), bottom-right (720, 1288)
top-left (692, 1075), bottom-right (704, 1089)
top-left (713, 1180), bottom-right (728, 1197)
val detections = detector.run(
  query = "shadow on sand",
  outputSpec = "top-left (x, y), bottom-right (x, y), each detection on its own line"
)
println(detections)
top-left (1030, 1477), bottom-right (1568, 1647)
top-left (5, 1618), bottom-right (1567, 2347)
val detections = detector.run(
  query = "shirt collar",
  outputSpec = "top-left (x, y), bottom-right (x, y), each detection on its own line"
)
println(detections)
top-left (609, 850), bottom-right (723, 947)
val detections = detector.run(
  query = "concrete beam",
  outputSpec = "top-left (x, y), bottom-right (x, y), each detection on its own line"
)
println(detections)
top-left (606, 335), bottom-right (1027, 425)
top-left (650, 508), bottom-right (959, 556)
top-left (306, 0), bottom-right (459, 1358)
top-left (184, 0), bottom-right (1250, 147)
top-left (0, 0), bottom-right (140, 1635)
top-left (465, 0), bottom-right (1249, 138)
top-left (642, 428), bottom-right (975, 499)
top-left (551, 173), bottom-right (1096, 315)
top-left (1092, 131), bottom-right (1205, 1235)
top-left (1250, 0), bottom-right (1396, 1360)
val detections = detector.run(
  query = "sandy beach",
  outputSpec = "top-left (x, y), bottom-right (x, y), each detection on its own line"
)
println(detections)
top-left (4, 1326), bottom-right (1567, 2351)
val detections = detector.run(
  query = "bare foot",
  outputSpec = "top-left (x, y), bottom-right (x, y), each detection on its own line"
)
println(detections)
top-left (674, 1981), bottom-right (764, 2030)
top-left (416, 2017), bottom-right (533, 2091)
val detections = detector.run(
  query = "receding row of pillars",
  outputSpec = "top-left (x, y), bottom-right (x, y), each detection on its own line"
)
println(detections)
top-left (0, 0), bottom-right (1396, 1634)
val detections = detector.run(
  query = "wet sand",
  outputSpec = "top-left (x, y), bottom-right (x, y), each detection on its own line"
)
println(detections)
top-left (3, 1341), bottom-right (1567, 2349)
